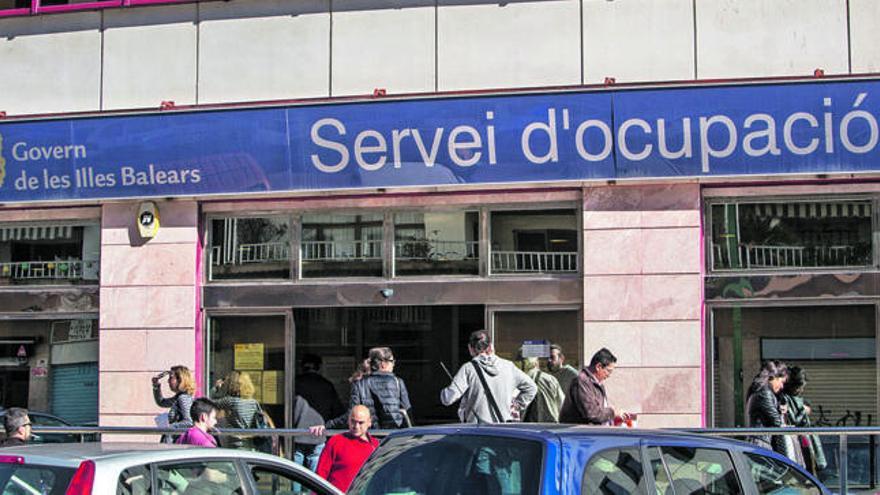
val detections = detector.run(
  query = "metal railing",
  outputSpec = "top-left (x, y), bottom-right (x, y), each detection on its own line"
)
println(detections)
top-left (395, 239), bottom-right (479, 261)
top-left (491, 251), bottom-right (578, 273)
top-left (0, 260), bottom-right (96, 280)
top-left (713, 243), bottom-right (866, 269)
top-left (209, 243), bottom-right (290, 266)
top-left (302, 240), bottom-right (383, 261)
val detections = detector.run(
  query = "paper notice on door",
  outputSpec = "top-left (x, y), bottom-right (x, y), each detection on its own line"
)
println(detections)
top-left (262, 370), bottom-right (283, 405)
top-left (234, 343), bottom-right (264, 370)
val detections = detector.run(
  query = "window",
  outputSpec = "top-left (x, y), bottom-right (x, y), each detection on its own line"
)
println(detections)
top-left (156, 461), bottom-right (243, 495)
top-left (709, 200), bottom-right (873, 271)
top-left (582, 448), bottom-right (645, 495)
top-left (350, 434), bottom-right (542, 495)
top-left (490, 209), bottom-right (578, 274)
top-left (117, 465), bottom-right (151, 495)
top-left (647, 446), bottom-right (742, 495)
top-left (394, 211), bottom-right (479, 276)
top-left (250, 465), bottom-right (332, 495)
top-left (744, 453), bottom-right (820, 495)
top-left (0, 223), bottom-right (100, 285)
top-left (209, 216), bottom-right (290, 280)
top-left (301, 213), bottom-right (383, 278)
top-left (0, 463), bottom-right (74, 495)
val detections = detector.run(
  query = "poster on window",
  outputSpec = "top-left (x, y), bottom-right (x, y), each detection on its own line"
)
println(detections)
top-left (234, 343), bottom-right (264, 370)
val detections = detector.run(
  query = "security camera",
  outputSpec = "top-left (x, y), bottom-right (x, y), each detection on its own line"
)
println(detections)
top-left (380, 288), bottom-right (394, 299)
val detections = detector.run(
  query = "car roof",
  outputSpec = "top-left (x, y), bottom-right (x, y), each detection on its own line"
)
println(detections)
top-left (381, 424), bottom-right (751, 449)
top-left (0, 442), bottom-right (287, 467)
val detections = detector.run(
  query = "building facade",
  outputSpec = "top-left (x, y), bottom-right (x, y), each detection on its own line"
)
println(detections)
top-left (0, 0), bottom-right (878, 438)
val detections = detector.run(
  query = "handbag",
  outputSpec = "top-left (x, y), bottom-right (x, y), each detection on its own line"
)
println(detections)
top-left (251, 402), bottom-right (274, 454)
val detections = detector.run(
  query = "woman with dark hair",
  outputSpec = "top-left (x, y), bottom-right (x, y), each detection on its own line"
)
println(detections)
top-left (782, 367), bottom-right (827, 474)
top-left (351, 347), bottom-right (412, 428)
top-left (746, 360), bottom-right (788, 455)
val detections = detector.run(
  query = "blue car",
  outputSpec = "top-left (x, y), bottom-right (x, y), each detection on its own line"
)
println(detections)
top-left (348, 424), bottom-right (829, 495)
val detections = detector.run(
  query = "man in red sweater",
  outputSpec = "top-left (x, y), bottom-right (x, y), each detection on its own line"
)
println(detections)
top-left (315, 404), bottom-right (378, 492)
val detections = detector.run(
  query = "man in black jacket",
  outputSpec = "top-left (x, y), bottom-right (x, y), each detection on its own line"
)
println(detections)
top-left (295, 354), bottom-right (345, 425)
top-left (0, 408), bottom-right (31, 447)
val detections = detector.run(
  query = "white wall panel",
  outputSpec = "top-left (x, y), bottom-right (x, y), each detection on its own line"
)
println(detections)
top-left (0, 13), bottom-right (101, 115)
top-left (696, 0), bottom-right (848, 78)
top-left (849, 0), bottom-right (880, 73)
top-left (103, 4), bottom-right (197, 110)
top-left (437, 0), bottom-right (580, 91)
top-left (583, 0), bottom-right (694, 83)
top-left (332, 0), bottom-right (435, 96)
top-left (198, 0), bottom-right (330, 104)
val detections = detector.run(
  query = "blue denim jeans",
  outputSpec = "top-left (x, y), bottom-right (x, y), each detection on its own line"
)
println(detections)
top-left (293, 442), bottom-right (324, 472)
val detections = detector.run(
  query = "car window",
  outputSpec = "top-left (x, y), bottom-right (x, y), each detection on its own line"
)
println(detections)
top-left (0, 463), bottom-right (75, 495)
top-left (155, 460), bottom-right (243, 495)
top-left (647, 446), bottom-right (743, 495)
top-left (744, 453), bottom-right (821, 495)
top-left (118, 464), bottom-right (152, 495)
top-left (582, 447), bottom-right (646, 495)
top-left (250, 464), bottom-right (331, 495)
top-left (348, 434), bottom-right (543, 495)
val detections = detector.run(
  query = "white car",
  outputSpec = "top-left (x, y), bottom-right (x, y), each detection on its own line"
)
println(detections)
top-left (0, 442), bottom-right (343, 495)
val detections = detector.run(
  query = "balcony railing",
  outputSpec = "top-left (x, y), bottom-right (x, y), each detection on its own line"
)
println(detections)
top-left (211, 242), bottom-right (290, 266)
top-left (0, 260), bottom-right (97, 281)
top-left (492, 251), bottom-right (578, 273)
top-left (714, 244), bottom-right (868, 269)
top-left (302, 240), bottom-right (383, 261)
top-left (395, 239), bottom-right (479, 261)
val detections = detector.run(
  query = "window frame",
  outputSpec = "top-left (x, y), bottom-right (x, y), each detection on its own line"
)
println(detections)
top-left (704, 194), bottom-right (878, 274)
top-left (150, 457), bottom-right (249, 495)
top-left (732, 448), bottom-right (826, 495)
top-left (581, 446), bottom-right (649, 495)
top-left (642, 443), bottom-right (747, 495)
top-left (243, 460), bottom-right (338, 495)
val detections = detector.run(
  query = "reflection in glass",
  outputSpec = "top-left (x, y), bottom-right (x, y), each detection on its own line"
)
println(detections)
top-left (209, 217), bottom-right (290, 280)
top-left (0, 223), bottom-right (100, 285)
top-left (301, 214), bottom-right (383, 278)
top-left (394, 211), bottom-right (479, 276)
top-left (490, 209), bottom-right (578, 273)
top-left (710, 201), bottom-right (873, 270)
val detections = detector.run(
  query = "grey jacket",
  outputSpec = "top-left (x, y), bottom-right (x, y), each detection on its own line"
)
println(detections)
top-left (440, 354), bottom-right (537, 423)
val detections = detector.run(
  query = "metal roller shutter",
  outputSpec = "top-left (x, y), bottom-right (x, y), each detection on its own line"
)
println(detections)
top-left (787, 361), bottom-right (877, 426)
top-left (51, 362), bottom-right (98, 425)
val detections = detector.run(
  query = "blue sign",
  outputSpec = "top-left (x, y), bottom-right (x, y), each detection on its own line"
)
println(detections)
top-left (1, 79), bottom-right (879, 202)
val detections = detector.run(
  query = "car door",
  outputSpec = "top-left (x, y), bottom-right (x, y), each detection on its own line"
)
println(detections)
top-left (642, 442), bottom-right (745, 495)
top-left (242, 461), bottom-right (340, 495)
top-left (731, 448), bottom-right (828, 495)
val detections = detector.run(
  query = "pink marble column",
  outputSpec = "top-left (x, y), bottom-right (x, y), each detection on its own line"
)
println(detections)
top-left (98, 201), bottom-right (198, 436)
top-left (583, 184), bottom-right (703, 428)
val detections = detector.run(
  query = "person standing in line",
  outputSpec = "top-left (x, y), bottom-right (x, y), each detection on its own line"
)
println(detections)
top-left (559, 348), bottom-right (628, 425)
top-left (0, 408), bottom-right (31, 447)
top-left (440, 330), bottom-right (537, 423)
top-left (319, 359), bottom-right (371, 431)
top-left (295, 354), bottom-right (345, 425)
top-left (291, 394), bottom-right (326, 472)
top-left (548, 344), bottom-right (579, 396)
top-left (521, 356), bottom-right (565, 423)
top-left (315, 405), bottom-right (379, 493)
top-left (212, 371), bottom-right (261, 450)
top-left (176, 398), bottom-right (220, 448)
top-left (746, 360), bottom-right (788, 455)
top-left (351, 347), bottom-right (412, 428)
top-left (781, 366), bottom-right (827, 474)
top-left (152, 365), bottom-right (195, 443)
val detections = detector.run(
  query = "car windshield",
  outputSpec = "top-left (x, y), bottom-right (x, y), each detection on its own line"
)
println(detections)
top-left (348, 433), bottom-right (543, 495)
top-left (0, 463), bottom-right (75, 495)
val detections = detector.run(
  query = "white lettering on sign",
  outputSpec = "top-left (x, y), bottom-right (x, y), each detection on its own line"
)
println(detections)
top-left (68, 320), bottom-right (94, 341)
top-left (12, 142), bottom-right (86, 162)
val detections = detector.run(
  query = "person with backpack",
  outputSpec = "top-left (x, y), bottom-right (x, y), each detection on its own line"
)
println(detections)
top-left (440, 330), bottom-right (537, 423)
top-left (351, 347), bottom-right (412, 429)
